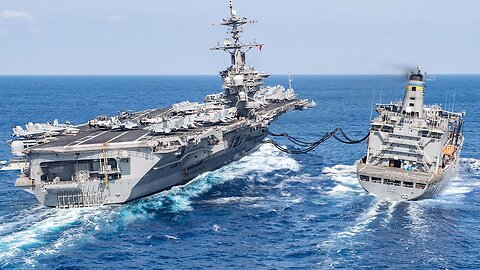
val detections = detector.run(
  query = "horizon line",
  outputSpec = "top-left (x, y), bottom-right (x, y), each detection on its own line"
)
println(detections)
top-left (1, 73), bottom-right (480, 76)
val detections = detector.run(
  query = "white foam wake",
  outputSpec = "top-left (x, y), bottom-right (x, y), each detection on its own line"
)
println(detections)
top-left (0, 206), bottom-right (51, 237)
top-left (462, 158), bottom-right (480, 175)
top-left (381, 201), bottom-right (399, 227)
top-left (318, 199), bottom-right (400, 254)
top-left (317, 199), bottom-right (386, 267)
top-left (335, 200), bottom-right (384, 238)
top-left (321, 164), bottom-right (363, 196)
top-left (430, 158), bottom-right (480, 202)
top-left (121, 143), bottom-right (299, 220)
top-left (0, 142), bottom-right (298, 266)
top-left (204, 196), bottom-right (265, 205)
top-left (405, 202), bottom-right (429, 240)
top-left (0, 207), bottom-right (104, 267)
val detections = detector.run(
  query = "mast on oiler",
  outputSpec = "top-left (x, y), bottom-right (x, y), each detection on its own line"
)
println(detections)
top-left (288, 73), bottom-right (293, 90)
top-left (211, 0), bottom-right (269, 117)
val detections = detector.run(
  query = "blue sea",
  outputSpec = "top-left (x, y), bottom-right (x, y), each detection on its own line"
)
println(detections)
top-left (0, 75), bottom-right (479, 269)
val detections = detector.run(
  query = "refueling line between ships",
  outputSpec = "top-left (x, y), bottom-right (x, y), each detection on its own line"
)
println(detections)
top-left (0, 1), bottom-right (465, 204)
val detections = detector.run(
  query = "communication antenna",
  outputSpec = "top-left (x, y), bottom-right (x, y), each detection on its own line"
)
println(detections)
top-left (229, 0), bottom-right (234, 16)
top-left (379, 85), bottom-right (383, 104)
top-left (451, 90), bottom-right (456, 112)
top-left (445, 93), bottom-right (448, 111)
top-left (288, 73), bottom-right (293, 90)
top-left (369, 93), bottom-right (376, 120)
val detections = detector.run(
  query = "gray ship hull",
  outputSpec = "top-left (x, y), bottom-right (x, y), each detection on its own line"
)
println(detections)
top-left (7, 1), bottom-right (314, 208)
top-left (357, 157), bottom-right (460, 201)
top-left (356, 68), bottom-right (465, 201)
top-left (125, 129), bottom-right (265, 204)
top-left (30, 126), bottom-right (268, 208)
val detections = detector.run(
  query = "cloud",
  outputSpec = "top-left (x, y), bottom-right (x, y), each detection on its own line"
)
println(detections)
top-left (0, 10), bottom-right (36, 23)
top-left (106, 15), bottom-right (123, 23)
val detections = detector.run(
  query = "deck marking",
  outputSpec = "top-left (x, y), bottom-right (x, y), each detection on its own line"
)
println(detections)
top-left (107, 131), bottom-right (129, 143)
top-left (75, 131), bottom-right (109, 145)
top-left (135, 132), bottom-right (151, 142)
top-left (65, 132), bottom-right (98, 146)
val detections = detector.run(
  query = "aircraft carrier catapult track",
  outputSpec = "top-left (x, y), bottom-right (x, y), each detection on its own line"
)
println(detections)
top-left (2, 0), bottom-right (313, 208)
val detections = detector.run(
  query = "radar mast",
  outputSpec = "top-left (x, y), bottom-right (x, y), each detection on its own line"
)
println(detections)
top-left (211, 0), bottom-right (269, 117)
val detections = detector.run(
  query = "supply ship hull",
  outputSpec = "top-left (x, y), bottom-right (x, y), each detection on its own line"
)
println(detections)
top-left (356, 68), bottom-right (464, 201)
top-left (357, 147), bottom-right (461, 200)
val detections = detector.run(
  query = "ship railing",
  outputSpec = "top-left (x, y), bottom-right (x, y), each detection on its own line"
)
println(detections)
top-left (0, 158), bottom-right (29, 172)
top-left (8, 158), bottom-right (29, 166)
top-left (57, 191), bottom-right (105, 208)
top-left (118, 150), bottom-right (153, 159)
top-left (376, 111), bottom-right (451, 130)
top-left (368, 157), bottom-right (431, 174)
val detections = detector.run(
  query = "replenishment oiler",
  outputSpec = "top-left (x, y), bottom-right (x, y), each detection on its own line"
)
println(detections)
top-left (357, 67), bottom-right (464, 200)
top-left (0, 0), bottom-right (313, 208)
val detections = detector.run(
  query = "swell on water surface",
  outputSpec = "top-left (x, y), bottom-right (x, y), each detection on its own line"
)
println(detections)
top-left (0, 143), bottom-right (299, 268)
top-left (119, 143), bottom-right (299, 219)
top-left (0, 207), bottom-right (104, 268)
top-left (0, 75), bottom-right (479, 269)
top-left (316, 158), bottom-right (480, 269)
top-left (321, 163), bottom-right (363, 197)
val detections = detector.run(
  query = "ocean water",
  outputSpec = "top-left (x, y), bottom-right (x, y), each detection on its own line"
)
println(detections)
top-left (0, 75), bottom-right (479, 269)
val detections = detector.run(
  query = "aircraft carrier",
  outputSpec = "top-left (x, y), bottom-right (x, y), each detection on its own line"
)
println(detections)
top-left (1, 0), bottom-right (313, 208)
top-left (357, 67), bottom-right (464, 200)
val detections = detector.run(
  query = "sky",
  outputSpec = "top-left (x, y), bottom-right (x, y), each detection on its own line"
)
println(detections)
top-left (0, 0), bottom-right (479, 75)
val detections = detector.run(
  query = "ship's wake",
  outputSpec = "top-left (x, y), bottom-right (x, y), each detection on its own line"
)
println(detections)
top-left (317, 158), bottom-right (480, 268)
top-left (0, 144), bottom-right (298, 267)
top-left (421, 158), bottom-right (480, 204)
top-left (119, 144), bottom-right (299, 220)
top-left (321, 163), bottom-right (363, 197)
top-left (317, 199), bottom-right (398, 268)
top-left (0, 207), bottom-right (105, 267)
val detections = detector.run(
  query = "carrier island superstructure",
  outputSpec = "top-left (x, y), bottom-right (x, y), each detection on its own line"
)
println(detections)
top-left (1, 1), bottom-right (313, 208)
top-left (357, 68), bottom-right (464, 200)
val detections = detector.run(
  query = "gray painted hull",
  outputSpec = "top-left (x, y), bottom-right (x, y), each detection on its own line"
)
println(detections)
top-left (126, 130), bottom-right (265, 203)
top-left (357, 158), bottom-right (460, 201)
top-left (33, 127), bottom-right (266, 207)
top-left (9, 1), bottom-right (314, 208)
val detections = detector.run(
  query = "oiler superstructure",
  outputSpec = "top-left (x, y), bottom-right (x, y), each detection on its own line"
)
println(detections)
top-left (1, 1), bottom-right (312, 208)
top-left (357, 68), bottom-right (464, 200)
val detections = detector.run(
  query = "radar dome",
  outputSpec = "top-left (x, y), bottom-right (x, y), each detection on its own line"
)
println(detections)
top-left (11, 141), bottom-right (25, 156)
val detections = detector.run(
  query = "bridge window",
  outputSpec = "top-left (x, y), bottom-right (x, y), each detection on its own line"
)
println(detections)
top-left (412, 87), bottom-right (417, 91)
top-left (389, 159), bottom-right (401, 168)
top-left (371, 177), bottom-right (381, 183)
top-left (359, 175), bottom-right (369, 181)
top-left (415, 183), bottom-right (426, 189)
top-left (431, 132), bottom-right (442, 139)
top-left (380, 126), bottom-right (394, 133)
top-left (403, 181), bottom-right (414, 188)
top-left (383, 179), bottom-right (395, 185)
top-left (418, 130), bottom-right (429, 137)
